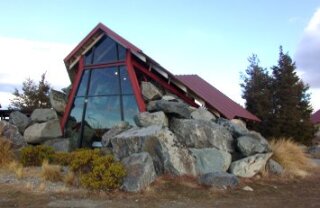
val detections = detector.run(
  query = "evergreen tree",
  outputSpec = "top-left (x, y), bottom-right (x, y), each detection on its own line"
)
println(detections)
top-left (241, 47), bottom-right (315, 144)
top-left (9, 73), bottom-right (51, 113)
top-left (270, 46), bottom-right (314, 143)
top-left (241, 54), bottom-right (273, 135)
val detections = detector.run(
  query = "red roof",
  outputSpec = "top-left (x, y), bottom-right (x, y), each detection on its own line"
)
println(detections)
top-left (311, 109), bottom-right (320, 124)
top-left (175, 75), bottom-right (260, 121)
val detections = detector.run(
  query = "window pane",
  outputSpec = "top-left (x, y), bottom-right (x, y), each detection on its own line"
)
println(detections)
top-left (76, 70), bottom-right (89, 97)
top-left (65, 97), bottom-right (85, 150)
top-left (88, 67), bottom-right (120, 96)
top-left (122, 95), bottom-right (139, 126)
top-left (93, 36), bottom-right (117, 64)
top-left (85, 49), bottom-right (93, 65)
top-left (118, 44), bottom-right (126, 60)
top-left (120, 66), bottom-right (133, 94)
top-left (82, 96), bottom-right (121, 147)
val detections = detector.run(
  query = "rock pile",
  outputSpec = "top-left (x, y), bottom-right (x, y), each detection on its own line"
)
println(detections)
top-left (0, 83), bottom-right (280, 192)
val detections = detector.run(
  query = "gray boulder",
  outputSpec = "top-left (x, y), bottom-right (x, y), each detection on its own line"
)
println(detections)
top-left (61, 85), bottom-right (71, 101)
top-left (229, 153), bottom-right (273, 178)
top-left (134, 111), bottom-right (168, 127)
top-left (111, 125), bottom-right (196, 176)
top-left (308, 146), bottom-right (320, 159)
top-left (170, 118), bottom-right (234, 152)
top-left (31, 108), bottom-right (58, 123)
top-left (49, 89), bottom-right (67, 114)
top-left (199, 172), bottom-right (239, 189)
top-left (266, 159), bottom-right (284, 175)
top-left (147, 100), bottom-right (193, 119)
top-left (0, 120), bottom-right (27, 148)
top-left (43, 138), bottom-right (70, 152)
top-left (141, 81), bottom-right (163, 101)
top-left (101, 121), bottom-right (131, 147)
top-left (24, 119), bottom-right (62, 144)
top-left (9, 111), bottom-right (30, 134)
top-left (191, 108), bottom-right (216, 121)
top-left (121, 152), bottom-right (157, 192)
top-left (190, 148), bottom-right (231, 175)
top-left (237, 134), bottom-right (271, 156)
top-left (216, 118), bottom-right (249, 138)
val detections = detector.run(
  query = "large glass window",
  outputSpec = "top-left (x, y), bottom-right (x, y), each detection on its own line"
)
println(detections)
top-left (84, 35), bottom-right (126, 65)
top-left (65, 66), bottom-right (139, 149)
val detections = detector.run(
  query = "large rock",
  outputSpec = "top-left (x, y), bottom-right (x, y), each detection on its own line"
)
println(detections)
top-left (43, 138), bottom-right (70, 152)
top-left (0, 121), bottom-right (27, 148)
top-left (216, 118), bottom-right (249, 138)
top-left (101, 122), bottom-right (131, 147)
top-left (191, 108), bottom-right (216, 121)
top-left (49, 89), bottom-right (67, 114)
top-left (266, 159), bottom-right (284, 175)
top-left (24, 119), bottom-right (62, 144)
top-left (229, 153), bottom-right (273, 178)
top-left (134, 111), bottom-right (168, 127)
top-left (170, 118), bottom-right (234, 152)
top-left (61, 85), bottom-right (71, 101)
top-left (199, 172), bottom-right (239, 189)
top-left (121, 152), bottom-right (157, 192)
top-left (31, 108), bottom-right (58, 123)
top-left (237, 133), bottom-right (271, 156)
top-left (141, 81), bottom-right (163, 101)
top-left (190, 148), bottom-right (231, 175)
top-left (9, 111), bottom-right (30, 134)
top-left (147, 100), bottom-right (193, 119)
top-left (111, 125), bottom-right (196, 176)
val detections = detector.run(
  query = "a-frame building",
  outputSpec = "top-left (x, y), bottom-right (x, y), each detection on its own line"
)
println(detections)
top-left (62, 23), bottom-right (259, 149)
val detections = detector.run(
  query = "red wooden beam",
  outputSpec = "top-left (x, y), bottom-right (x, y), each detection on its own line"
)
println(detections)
top-left (126, 51), bottom-right (146, 112)
top-left (60, 56), bottom-right (85, 132)
top-left (132, 59), bottom-right (198, 107)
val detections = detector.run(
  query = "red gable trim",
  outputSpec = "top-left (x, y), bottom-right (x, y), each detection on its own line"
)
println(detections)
top-left (64, 23), bottom-right (141, 64)
top-left (311, 109), bottom-right (320, 124)
top-left (175, 74), bottom-right (260, 122)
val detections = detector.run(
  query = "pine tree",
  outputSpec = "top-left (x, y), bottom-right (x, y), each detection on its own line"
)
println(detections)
top-left (270, 46), bottom-right (314, 143)
top-left (241, 54), bottom-right (273, 136)
top-left (9, 73), bottom-right (51, 113)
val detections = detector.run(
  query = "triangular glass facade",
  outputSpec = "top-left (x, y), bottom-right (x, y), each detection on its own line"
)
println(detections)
top-left (65, 35), bottom-right (139, 149)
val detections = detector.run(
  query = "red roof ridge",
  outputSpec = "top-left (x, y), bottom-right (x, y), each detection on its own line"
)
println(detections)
top-left (311, 109), bottom-right (320, 124)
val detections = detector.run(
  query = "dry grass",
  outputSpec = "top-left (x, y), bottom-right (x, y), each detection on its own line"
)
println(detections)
top-left (41, 160), bottom-right (62, 182)
top-left (270, 138), bottom-right (315, 178)
top-left (0, 137), bottom-right (15, 167)
top-left (64, 170), bottom-right (77, 186)
top-left (7, 161), bottom-right (24, 179)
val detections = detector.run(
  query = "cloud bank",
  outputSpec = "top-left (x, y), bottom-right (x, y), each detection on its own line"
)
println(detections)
top-left (295, 8), bottom-right (320, 88)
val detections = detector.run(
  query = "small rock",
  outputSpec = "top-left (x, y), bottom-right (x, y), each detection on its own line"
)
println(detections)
top-left (101, 121), bottom-right (131, 147)
top-left (216, 118), bottom-right (249, 138)
top-left (121, 152), bottom-right (157, 192)
top-left (229, 153), bottom-right (273, 178)
top-left (9, 111), bottom-right (30, 134)
top-left (147, 100), bottom-right (193, 119)
top-left (199, 172), bottom-right (239, 189)
top-left (308, 146), bottom-right (320, 159)
top-left (266, 159), bottom-right (284, 175)
top-left (191, 108), bottom-right (216, 121)
top-left (242, 186), bottom-right (254, 191)
top-left (237, 134), bottom-right (271, 156)
top-left (49, 89), bottom-right (67, 114)
top-left (134, 111), bottom-right (168, 127)
top-left (43, 138), bottom-right (70, 152)
top-left (141, 81), bottom-right (163, 101)
top-left (31, 109), bottom-right (58, 123)
top-left (24, 119), bottom-right (62, 144)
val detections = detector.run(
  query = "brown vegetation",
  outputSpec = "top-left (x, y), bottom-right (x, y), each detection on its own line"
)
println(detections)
top-left (0, 137), bottom-right (15, 167)
top-left (40, 160), bottom-right (62, 182)
top-left (270, 138), bottom-right (315, 178)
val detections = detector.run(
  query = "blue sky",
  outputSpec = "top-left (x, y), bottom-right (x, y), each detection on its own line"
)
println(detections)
top-left (0, 0), bottom-right (319, 111)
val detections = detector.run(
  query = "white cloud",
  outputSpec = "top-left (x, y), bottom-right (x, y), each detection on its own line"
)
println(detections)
top-left (295, 8), bottom-right (320, 111)
top-left (0, 37), bottom-right (73, 109)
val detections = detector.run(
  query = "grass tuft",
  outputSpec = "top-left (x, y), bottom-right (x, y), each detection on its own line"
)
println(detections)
top-left (0, 137), bottom-right (15, 167)
top-left (7, 161), bottom-right (24, 179)
top-left (270, 138), bottom-right (315, 178)
top-left (41, 160), bottom-right (62, 182)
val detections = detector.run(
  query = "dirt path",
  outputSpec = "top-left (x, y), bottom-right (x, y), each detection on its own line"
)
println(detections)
top-left (1, 170), bottom-right (320, 208)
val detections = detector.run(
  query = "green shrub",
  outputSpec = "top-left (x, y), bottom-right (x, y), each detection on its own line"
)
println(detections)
top-left (80, 155), bottom-right (126, 190)
top-left (51, 152), bottom-right (73, 166)
top-left (68, 149), bottom-right (102, 173)
top-left (20, 145), bottom-right (54, 166)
